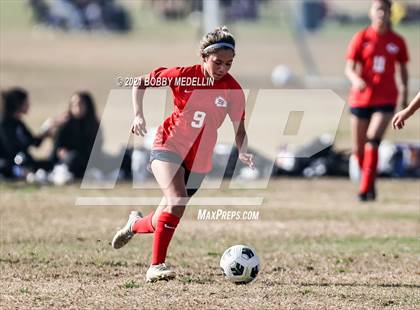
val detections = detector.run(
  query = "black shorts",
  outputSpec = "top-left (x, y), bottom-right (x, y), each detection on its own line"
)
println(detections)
top-left (149, 150), bottom-right (206, 197)
top-left (350, 105), bottom-right (395, 119)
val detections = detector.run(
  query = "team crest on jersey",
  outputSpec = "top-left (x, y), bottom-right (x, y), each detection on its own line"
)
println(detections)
top-left (386, 43), bottom-right (399, 54)
top-left (214, 96), bottom-right (227, 108)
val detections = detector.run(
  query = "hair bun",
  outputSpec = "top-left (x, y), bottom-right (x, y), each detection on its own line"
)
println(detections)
top-left (221, 26), bottom-right (230, 32)
top-left (200, 25), bottom-right (236, 57)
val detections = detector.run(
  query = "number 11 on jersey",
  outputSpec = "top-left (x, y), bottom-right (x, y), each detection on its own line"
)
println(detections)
top-left (373, 56), bottom-right (386, 73)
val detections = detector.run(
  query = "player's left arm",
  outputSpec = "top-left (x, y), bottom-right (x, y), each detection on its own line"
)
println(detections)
top-left (232, 120), bottom-right (254, 169)
top-left (399, 62), bottom-right (409, 109)
top-left (398, 37), bottom-right (410, 109)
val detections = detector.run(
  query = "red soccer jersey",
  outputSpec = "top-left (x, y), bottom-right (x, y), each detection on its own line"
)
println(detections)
top-left (147, 64), bottom-right (245, 173)
top-left (346, 26), bottom-right (409, 108)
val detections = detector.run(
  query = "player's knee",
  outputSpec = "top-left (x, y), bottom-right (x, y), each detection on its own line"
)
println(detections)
top-left (186, 188), bottom-right (199, 197)
top-left (164, 205), bottom-right (186, 218)
top-left (366, 138), bottom-right (381, 147)
top-left (165, 194), bottom-right (187, 206)
top-left (352, 147), bottom-right (363, 158)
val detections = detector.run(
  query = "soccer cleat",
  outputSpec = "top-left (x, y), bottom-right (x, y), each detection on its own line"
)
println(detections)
top-left (358, 187), bottom-right (376, 202)
top-left (367, 186), bottom-right (377, 201)
top-left (146, 264), bottom-right (176, 282)
top-left (111, 211), bottom-right (142, 249)
top-left (358, 192), bottom-right (369, 202)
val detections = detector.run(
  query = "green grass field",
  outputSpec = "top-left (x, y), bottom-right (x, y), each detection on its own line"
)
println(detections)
top-left (1, 0), bottom-right (419, 155)
top-left (0, 1), bottom-right (419, 309)
top-left (1, 179), bottom-right (419, 309)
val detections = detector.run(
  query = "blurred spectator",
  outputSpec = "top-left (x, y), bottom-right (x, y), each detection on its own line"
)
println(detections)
top-left (301, 0), bottom-right (328, 31)
top-left (402, 3), bottom-right (420, 23)
top-left (0, 88), bottom-right (52, 179)
top-left (223, 0), bottom-right (260, 21)
top-left (28, 0), bottom-right (50, 24)
top-left (49, 0), bottom-right (85, 30)
top-left (152, 0), bottom-right (262, 21)
top-left (28, 0), bottom-right (131, 32)
top-left (99, 0), bottom-right (131, 32)
top-left (328, 0), bottom-right (420, 25)
top-left (151, 0), bottom-right (189, 19)
top-left (52, 91), bottom-right (102, 178)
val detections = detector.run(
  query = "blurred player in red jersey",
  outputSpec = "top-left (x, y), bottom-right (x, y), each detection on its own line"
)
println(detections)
top-left (111, 26), bottom-right (254, 282)
top-left (392, 91), bottom-right (420, 129)
top-left (345, 0), bottom-right (409, 201)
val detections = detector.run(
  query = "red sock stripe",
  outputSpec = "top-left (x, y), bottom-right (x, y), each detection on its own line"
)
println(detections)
top-left (132, 211), bottom-right (155, 234)
top-left (151, 212), bottom-right (180, 265)
top-left (359, 145), bottom-right (378, 194)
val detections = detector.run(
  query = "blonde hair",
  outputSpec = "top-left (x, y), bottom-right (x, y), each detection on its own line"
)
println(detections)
top-left (199, 26), bottom-right (236, 57)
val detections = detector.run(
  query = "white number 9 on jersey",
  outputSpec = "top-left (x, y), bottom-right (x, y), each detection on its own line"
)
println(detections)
top-left (191, 111), bottom-right (206, 128)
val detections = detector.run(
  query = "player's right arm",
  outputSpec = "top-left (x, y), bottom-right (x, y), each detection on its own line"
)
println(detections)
top-left (345, 31), bottom-right (366, 91)
top-left (345, 60), bottom-right (366, 91)
top-left (131, 67), bottom-right (182, 136)
top-left (131, 75), bottom-right (148, 136)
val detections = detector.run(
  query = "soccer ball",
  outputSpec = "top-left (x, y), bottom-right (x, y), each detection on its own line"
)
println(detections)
top-left (220, 245), bottom-right (260, 284)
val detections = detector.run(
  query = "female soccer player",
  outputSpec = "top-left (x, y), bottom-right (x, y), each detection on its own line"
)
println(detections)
top-left (392, 91), bottom-right (420, 129)
top-left (52, 91), bottom-right (102, 178)
top-left (345, 0), bottom-right (409, 201)
top-left (112, 26), bottom-right (254, 282)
